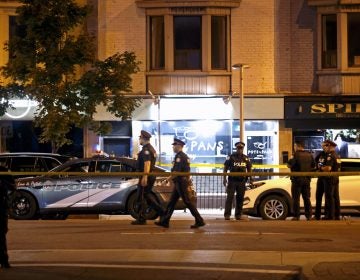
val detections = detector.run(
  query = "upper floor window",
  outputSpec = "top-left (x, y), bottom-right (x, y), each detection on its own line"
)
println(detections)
top-left (8, 16), bottom-right (26, 60)
top-left (174, 16), bottom-right (201, 70)
top-left (150, 16), bottom-right (165, 70)
top-left (348, 13), bottom-right (360, 67)
top-left (321, 14), bottom-right (337, 69)
top-left (212, 16), bottom-right (227, 70)
top-left (148, 13), bottom-right (229, 72)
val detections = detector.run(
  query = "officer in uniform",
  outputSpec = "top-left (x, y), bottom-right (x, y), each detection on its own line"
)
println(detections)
top-left (287, 140), bottom-right (315, 220)
top-left (223, 141), bottom-right (253, 220)
top-left (155, 138), bottom-right (205, 229)
top-left (314, 140), bottom-right (341, 220)
top-left (131, 130), bottom-right (165, 225)
top-left (0, 166), bottom-right (15, 268)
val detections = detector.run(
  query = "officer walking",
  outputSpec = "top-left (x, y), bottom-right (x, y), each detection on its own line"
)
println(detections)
top-left (223, 141), bottom-right (253, 220)
top-left (314, 140), bottom-right (341, 220)
top-left (287, 140), bottom-right (315, 221)
top-left (0, 166), bottom-right (15, 268)
top-left (131, 130), bottom-right (164, 225)
top-left (155, 138), bottom-right (205, 229)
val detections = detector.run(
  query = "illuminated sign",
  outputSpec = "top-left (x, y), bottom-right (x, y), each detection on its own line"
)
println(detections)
top-left (1, 98), bottom-right (38, 119)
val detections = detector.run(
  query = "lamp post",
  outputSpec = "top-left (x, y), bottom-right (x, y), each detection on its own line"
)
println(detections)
top-left (232, 63), bottom-right (249, 144)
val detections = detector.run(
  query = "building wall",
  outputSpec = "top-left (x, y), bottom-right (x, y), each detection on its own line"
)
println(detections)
top-left (97, 0), bottom-right (146, 94)
top-left (231, 0), bottom-right (276, 94)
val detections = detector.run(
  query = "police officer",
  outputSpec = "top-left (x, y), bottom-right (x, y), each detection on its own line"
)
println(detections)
top-left (131, 130), bottom-right (165, 225)
top-left (155, 138), bottom-right (205, 229)
top-left (223, 141), bottom-right (253, 220)
top-left (314, 140), bottom-right (341, 220)
top-left (0, 166), bottom-right (15, 268)
top-left (287, 140), bottom-right (315, 221)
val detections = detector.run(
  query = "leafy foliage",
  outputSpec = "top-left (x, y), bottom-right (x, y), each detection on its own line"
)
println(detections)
top-left (0, 0), bottom-right (141, 152)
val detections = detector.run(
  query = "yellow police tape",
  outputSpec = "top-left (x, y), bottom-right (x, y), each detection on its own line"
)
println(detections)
top-left (1, 171), bottom-right (360, 178)
top-left (157, 163), bottom-right (288, 169)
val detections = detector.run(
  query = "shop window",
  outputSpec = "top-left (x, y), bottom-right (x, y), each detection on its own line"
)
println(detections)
top-left (348, 13), bottom-right (360, 67)
top-left (211, 16), bottom-right (227, 70)
top-left (150, 16), bottom-right (165, 70)
top-left (174, 16), bottom-right (201, 70)
top-left (321, 14), bottom-right (337, 68)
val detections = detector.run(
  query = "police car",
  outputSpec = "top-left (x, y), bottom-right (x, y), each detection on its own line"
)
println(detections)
top-left (242, 159), bottom-right (360, 220)
top-left (10, 157), bottom-right (196, 220)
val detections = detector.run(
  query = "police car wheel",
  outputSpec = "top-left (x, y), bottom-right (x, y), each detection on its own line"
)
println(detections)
top-left (9, 191), bottom-right (38, 220)
top-left (127, 193), bottom-right (159, 220)
top-left (259, 195), bottom-right (288, 220)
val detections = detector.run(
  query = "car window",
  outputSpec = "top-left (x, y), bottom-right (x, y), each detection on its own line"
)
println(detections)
top-left (10, 157), bottom-right (45, 172)
top-left (62, 162), bottom-right (90, 173)
top-left (42, 157), bottom-right (62, 170)
top-left (341, 161), bottom-right (360, 171)
top-left (0, 157), bottom-right (8, 169)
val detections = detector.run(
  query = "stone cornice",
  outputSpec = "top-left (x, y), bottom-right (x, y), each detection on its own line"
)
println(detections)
top-left (308, 0), bottom-right (360, 6)
top-left (136, 0), bottom-right (241, 9)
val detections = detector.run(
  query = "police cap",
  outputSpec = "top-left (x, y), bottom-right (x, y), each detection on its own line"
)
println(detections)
top-left (172, 138), bottom-right (186, 146)
top-left (139, 130), bottom-right (152, 139)
top-left (322, 140), bottom-right (337, 147)
top-left (234, 141), bottom-right (245, 148)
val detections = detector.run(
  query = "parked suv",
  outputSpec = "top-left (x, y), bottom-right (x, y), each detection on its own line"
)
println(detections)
top-left (242, 158), bottom-right (360, 220)
top-left (0, 152), bottom-right (73, 176)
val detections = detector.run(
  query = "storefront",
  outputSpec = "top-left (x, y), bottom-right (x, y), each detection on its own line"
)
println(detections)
top-left (96, 96), bottom-right (284, 172)
top-left (285, 96), bottom-right (360, 158)
top-left (1, 96), bottom-right (285, 169)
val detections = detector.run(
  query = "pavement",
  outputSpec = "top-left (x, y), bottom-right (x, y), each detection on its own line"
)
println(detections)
top-left (2, 210), bottom-right (360, 279)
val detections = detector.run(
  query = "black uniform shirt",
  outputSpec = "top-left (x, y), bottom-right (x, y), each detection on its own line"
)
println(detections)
top-left (137, 143), bottom-right (156, 172)
top-left (287, 150), bottom-right (315, 181)
top-left (224, 153), bottom-right (252, 182)
top-left (171, 151), bottom-right (190, 183)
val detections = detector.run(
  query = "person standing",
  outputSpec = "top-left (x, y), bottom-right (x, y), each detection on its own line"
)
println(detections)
top-left (131, 130), bottom-right (164, 225)
top-left (314, 140), bottom-right (341, 220)
top-left (155, 138), bottom-right (205, 229)
top-left (287, 140), bottom-right (315, 221)
top-left (223, 141), bottom-right (253, 220)
top-left (0, 166), bottom-right (15, 268)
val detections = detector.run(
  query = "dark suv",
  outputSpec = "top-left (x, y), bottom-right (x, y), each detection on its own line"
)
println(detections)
top-left (0, 153), bottom-right (73, 176)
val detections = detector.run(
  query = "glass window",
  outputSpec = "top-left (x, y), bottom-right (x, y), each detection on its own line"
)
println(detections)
top-left (348, 13), bottom-right (360, 67)
top-left (321, 14), bottom-right (337, 68)
top-left (174, 16), bottom-right (201, 70)
top-left (150, 16), bottom-right (165, 70)
top-left (211, 16), bottom-right (227, 70)
top-left (8, 16), bottom-right (26, 59)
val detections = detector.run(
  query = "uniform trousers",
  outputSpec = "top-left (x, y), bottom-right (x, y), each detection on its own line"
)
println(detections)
top-left (291, 177), bottom-right (312, 219)
top-left (0, 205), bottom-right (9, 266)
top-left (224, 180), bottom-right (246, 218)
top-left (161, 178), bottom-right (203, 225)
top-left (135, 176), bottom-right (164, 222)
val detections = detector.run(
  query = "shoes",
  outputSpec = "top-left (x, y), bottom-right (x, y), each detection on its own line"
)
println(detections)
top-left (131, 220), bottom-right (146, 225)
top-left (291, 217), bottom-right (299, 221)
top-left (190, 221), bottom-right (206, 229)
top-left (236, 216), bottom-right (249, 221)
top-left (1, 262), bottom-right (11, 268)
top-left (335, 216), bottom-right (341, 220)
top-left (154, 221), bottom-right (169, 228)
top-left (224, 216), bottom-right (230, 220)
top-left (311, 216), bottom-right (320, 221)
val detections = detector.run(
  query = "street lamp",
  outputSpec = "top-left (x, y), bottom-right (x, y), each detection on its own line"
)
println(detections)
top-left (232, 63), bottom-right (249, 144)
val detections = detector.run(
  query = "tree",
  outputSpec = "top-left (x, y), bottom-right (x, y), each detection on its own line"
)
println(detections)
top-left (0, 0), bottom-right (141, 153)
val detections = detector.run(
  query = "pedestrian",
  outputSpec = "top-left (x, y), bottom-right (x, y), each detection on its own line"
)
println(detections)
top-left (155, 138), bottom-right (205, 229)
top-left (314, 140), bottom-right (341, 220)
top-left (287, 140), bottom-right (315, 221)
top-left (131, 130), bottom-right (165, 225)
top-left (0, 166), bottom-right (15, 268)
top-left (223, 141), bottom-right (253, 220)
